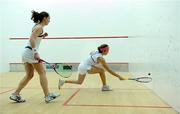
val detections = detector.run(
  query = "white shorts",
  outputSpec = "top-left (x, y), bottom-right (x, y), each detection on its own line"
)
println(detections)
top-left (22, 48), bottom-right (38, 63)
top-left (78, 62), bottom-right (92, 75)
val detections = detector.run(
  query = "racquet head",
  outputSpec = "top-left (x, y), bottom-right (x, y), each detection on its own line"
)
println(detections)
top-left (129, 77), bottom-right (152, 83)
top-left (38, 59), bottom-right (72, 78)
top-left (53, 63), bottom-right (73, 78)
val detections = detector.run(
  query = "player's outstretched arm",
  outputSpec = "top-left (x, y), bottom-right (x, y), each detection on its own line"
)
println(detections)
top-left (97, 57), bottom-right (127, 80)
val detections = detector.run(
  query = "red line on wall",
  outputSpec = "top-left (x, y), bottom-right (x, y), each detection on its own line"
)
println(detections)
top-left (10, 62), bottom-right (129, 64)
top-left (10, 36), bottom-right (128, 40)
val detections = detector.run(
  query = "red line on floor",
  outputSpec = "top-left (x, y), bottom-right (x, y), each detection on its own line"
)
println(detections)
top-left (63, 88), bottom-right (80, 106)
top-left (0, 88), bottom-right (16, 94)
top-left (65, 104), bottom-right (172, 109)
top-left (63, 88), bottom-right (172, 109)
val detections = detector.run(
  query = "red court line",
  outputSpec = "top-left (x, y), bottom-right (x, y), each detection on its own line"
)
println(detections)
top-left (63, 88), bottom-right (81, 106)
top-left (66, 104), bottom-right (172, 109)
top-left (63, 88), bottom-right (172, 109)
top-left (0, 88), bottom-right (16, 94)
top-left (10, 62), bottom-right (129, 64)
top-left (10, 36), bottom-right (128, 40)
top-left (0, 87), bottom-right (151, 90)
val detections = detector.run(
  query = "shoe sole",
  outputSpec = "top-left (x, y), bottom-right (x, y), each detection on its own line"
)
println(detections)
top-left (9, 97), bottom-right (26, 103)
top-left (45, 94), bottom-right (60, 103)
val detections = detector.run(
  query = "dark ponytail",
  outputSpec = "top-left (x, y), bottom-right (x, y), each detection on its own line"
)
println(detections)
top-left (31, 10), bottom-right (49, 23)
top-left (98, 44), bottom-right (109, 53)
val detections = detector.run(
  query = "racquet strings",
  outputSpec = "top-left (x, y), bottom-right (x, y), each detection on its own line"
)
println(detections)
top-left (136, 77), bottom-right (152, 83)
top-left (55, 63), bottom-right (72, 78)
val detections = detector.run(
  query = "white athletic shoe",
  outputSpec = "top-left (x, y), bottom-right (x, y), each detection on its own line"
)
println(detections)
top-left (58, 79), bottom-right (65, 90)
top-left (101, 85), bottom-right (113, 91)
top-left (9, 93), bottom-right (26, 103)
top-left (45, 92), bottom-right (60, 103)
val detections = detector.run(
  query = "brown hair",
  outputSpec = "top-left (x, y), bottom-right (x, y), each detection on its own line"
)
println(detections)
top-left (31, 10), bottom-right (49, 23)
top-left (97, 44), bottom-right (109, 53)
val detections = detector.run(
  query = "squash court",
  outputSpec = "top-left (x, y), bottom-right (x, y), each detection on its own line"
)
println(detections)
top-left (0, 72), bottom-right (177, 114)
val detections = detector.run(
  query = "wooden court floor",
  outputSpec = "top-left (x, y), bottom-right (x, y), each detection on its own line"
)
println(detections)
top-left (0, 72), bottom-right (178, 114)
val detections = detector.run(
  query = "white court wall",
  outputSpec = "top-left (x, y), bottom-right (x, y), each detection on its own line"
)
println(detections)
top-left (0, 13), bottom-right (3, 73)
top-left (1, 0), bottom-right (135, 72)
top-left (0, 18), bottom-right (1, 71)
top-left (8, 39), bottom-right (131, 63)
top-left (128, 0), bottom-right (180, 113)
top-left (0, 0), bottom-right (180, 112)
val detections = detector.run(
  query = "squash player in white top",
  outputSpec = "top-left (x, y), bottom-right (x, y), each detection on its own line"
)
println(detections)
top-left (58, 44), bottom-right (127, 91)
top-left (22, 25), bottom-right (44, 63)
top-left (10, 10), bottom-right (60, 103)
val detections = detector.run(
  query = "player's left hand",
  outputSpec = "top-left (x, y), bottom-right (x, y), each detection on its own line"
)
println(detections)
top-left (43, 32), bottom-right (48, 38)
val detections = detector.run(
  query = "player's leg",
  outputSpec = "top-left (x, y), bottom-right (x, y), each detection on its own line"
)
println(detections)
top-left (87, 66), bottom-right (112, 91)
top-left (66, 74), bottom-right (86, 84)
top-left (58, 74), bottom-right (86, 89)
top-left (58, 63), bottom-right (87, 89)
top-left (10, 63), bottom-right (34, 102)
top-left (33, 63), bottom-right (60, 103)
top-left (33, 63), bottom-right (49, 96)
top-left (87, 65), bottom-right (106, 85)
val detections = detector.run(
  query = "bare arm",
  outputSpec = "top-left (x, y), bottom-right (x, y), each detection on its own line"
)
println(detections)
top-left (97, 57), bottom-right (126, 80)
top-left (30, 27), bottom-right (42, 48)
top-left (29, 26), bottom-right (43, 60)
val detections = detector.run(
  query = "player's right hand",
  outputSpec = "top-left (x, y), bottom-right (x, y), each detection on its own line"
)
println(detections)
top-left (51, 64), bottom-right (56, 69)
top-left (118, 76), bottom-right (128, 80)
top-left (34, 53), bottom-right (40, 60)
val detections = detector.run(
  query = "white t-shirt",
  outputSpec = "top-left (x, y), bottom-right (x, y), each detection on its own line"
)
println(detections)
top-left (22, 36), bottom-right (42, 63)
top-left (22, 26), bottom-right (43, 63)
top-left (78, 51), bottom-right (103, 74)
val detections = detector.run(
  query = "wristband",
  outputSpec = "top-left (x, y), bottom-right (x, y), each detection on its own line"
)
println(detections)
top-left (32, 48), bottom-right (38, 54)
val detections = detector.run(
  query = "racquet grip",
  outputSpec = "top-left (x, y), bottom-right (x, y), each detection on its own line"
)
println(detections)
top-left (123, 77), bottom-right (129, 80)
